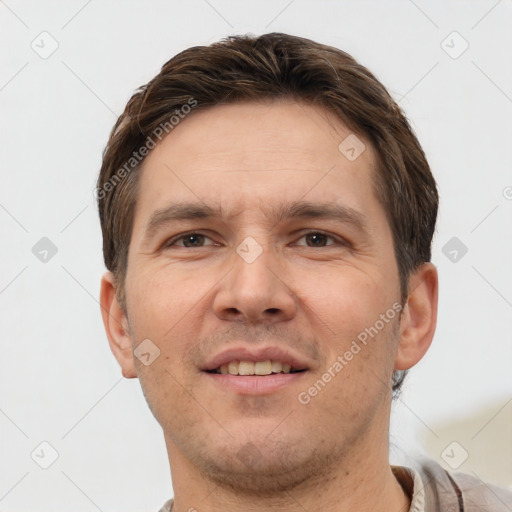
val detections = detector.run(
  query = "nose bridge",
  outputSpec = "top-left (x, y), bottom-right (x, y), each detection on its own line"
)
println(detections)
top-left (234, 235), bottom-right (276, 291)
top-left (213, 234), bottom-right (296, 322)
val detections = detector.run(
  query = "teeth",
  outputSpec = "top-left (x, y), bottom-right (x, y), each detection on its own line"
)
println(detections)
top-left (228, 361), bottom-right (239, 375)
top-left (214, 359), bottom-right (300, 375)
top-left (239, 361), bottom-right (254, 375)
top-left (271, 361), bottom-right (283, 373)
top-left (254, 360), bottom-right (272, 375)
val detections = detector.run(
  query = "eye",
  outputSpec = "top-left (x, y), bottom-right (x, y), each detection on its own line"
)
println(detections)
top-left (295, 231), bottom-right (347, 248)
top-left (162, 230), bottom-right (348, 250)
top-left (164, 232), bottom-right (216, 248)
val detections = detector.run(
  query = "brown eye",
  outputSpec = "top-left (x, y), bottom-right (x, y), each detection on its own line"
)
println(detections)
top-left (295, 231), bottom-right (344, 247)
top-left (164, 232), bottom-right (215, 248)
top-left (304, 233), bottom-right (331, 247)
top-left (181, 234), bottom-right (206, 247)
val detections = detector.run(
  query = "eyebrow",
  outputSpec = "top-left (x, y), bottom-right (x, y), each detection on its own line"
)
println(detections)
top-left (142, 200), bottom-right (370, 243)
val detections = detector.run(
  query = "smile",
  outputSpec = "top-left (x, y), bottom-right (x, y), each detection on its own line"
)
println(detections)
top-left (206, 359), bottom-right (306, 376)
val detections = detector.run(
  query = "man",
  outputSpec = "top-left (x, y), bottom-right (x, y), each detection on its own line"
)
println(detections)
top-left (97, 33), bottom-right (511, 511)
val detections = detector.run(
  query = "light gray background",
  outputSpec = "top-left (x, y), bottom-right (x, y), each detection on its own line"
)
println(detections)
top-left (1, 1), bottom-right (511, 511)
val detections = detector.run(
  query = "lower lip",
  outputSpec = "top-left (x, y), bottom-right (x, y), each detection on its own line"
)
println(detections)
top-left (203, 371), bottom-right (307, 394)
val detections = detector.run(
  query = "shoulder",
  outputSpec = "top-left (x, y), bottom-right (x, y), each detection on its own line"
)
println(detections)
top-left (449, 466), bottom-right (512, 511)
top-left (414, 457), bottom-right (512, 512)
top-left (158, 498), bottom-right (174, 512)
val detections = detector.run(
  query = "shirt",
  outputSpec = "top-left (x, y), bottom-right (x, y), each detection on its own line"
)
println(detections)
top-left (158, 457), bottom-right (512, 511)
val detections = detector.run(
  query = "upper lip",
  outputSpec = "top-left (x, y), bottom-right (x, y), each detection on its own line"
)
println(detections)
top-left (201, 345), bottom-right (312, 372)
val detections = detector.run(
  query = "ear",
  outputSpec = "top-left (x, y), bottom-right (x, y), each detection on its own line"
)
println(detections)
top-left (395, 262), bottom-right (438, 370)
top-left (100, 271), bottom-right (137, 378)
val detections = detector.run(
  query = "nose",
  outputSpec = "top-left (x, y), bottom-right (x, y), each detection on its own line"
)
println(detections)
top-left (212, 238), bottom-right (297, 324)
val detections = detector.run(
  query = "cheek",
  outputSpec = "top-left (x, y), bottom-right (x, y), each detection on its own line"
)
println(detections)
top-left (125, 268), bottom-right (205, 424)
top-left (296, 264), bottom-right (391, 331)
top-left (297, 266), bottom-right (398, 380)
top-left (127, 264), bottom-right (209, 339)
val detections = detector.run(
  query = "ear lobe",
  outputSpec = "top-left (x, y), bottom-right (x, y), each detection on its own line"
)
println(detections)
top-left (395, 262), bottom-right (438, 371)
top-left (100, 272), bottom-right (137, 379)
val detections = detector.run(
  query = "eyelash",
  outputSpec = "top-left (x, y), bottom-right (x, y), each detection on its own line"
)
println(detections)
top-left (162, 231), bottom-right (349, 249)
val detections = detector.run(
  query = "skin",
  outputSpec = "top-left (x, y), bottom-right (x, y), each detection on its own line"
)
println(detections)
top-left (100, 99), bottom-right (438, 512)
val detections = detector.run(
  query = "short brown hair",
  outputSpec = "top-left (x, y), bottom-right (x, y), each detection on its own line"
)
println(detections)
top-left (97, 32), bottom-right (438, 395)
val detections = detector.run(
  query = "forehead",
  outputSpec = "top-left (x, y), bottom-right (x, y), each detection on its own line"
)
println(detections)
top-left (132, 100), bottom-right (385, 234)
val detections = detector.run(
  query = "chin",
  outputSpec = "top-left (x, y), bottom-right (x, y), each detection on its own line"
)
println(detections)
top-left (191, 438), bottom-right (341, 496)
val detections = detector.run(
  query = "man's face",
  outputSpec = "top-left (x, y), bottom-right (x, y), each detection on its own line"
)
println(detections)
top-left (120, 100), bottom-right (403, 489)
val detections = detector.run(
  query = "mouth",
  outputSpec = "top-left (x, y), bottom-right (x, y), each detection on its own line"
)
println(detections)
top-left (205, 359), bottom-right (307, 376)
top-left (203, 359), bottom-right (308, 394)
top-left (200, 346), bottom-right (311, 394)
